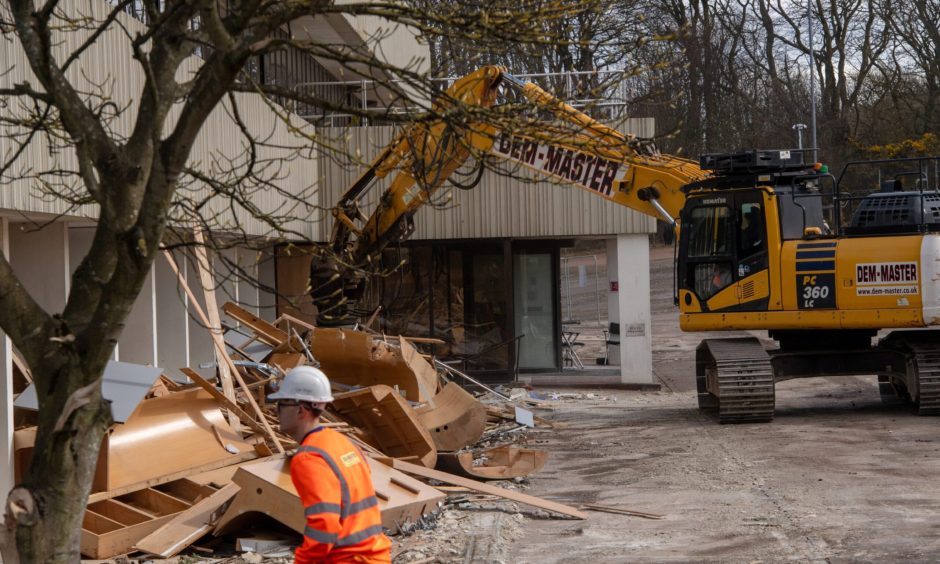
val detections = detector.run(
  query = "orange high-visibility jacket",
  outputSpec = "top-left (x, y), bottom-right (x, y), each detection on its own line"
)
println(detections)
top-left (290, 427), bottom-right (392, 563)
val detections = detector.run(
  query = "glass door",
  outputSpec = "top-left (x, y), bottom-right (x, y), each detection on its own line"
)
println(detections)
top-left (513, 252), bottom-right (557, 369)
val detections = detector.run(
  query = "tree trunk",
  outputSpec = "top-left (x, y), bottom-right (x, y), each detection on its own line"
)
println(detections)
top-left (6, 362), bottom-right (111, 563)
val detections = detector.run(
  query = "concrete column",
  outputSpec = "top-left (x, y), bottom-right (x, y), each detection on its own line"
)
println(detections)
top-left (1, 217), bottom-right (13, 522)
top-left (607, 234), bottom-right (653, 384)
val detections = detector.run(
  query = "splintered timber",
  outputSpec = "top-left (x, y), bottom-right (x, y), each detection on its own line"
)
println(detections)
top-left (491, 132), bottom-right (628, 197)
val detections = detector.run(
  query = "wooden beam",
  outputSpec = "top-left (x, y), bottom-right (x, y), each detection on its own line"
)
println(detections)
top-left (381, 335), bottom-right (447, 345)
top-left (223, 302), bottom-right (290, 347)
top-left (273, 312), bottom-right (317, 333)
top-left (192, 229), bottom-right (239, 433)
top-left (381, 459), bottom-right (587, 519)
top-left (11, 349), bottom-right (32, 383)
top-left (162, 251), bottom-right (284, 453)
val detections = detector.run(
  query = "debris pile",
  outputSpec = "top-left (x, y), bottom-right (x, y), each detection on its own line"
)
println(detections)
top-left (9, 297), bottom-right (583, 561)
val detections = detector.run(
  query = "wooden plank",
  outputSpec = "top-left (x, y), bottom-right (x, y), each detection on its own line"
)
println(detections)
top-left (135, 483), bottom-right (239, 557)
top-left (382, 335), bottom-right (447, 345)
top-left (382, 459), bottom-right (587, 520)
top-left (273, 312), bottom-right (317, 333)
top-left (223, 302), bottom-right (290, 347)
top-left (192, 229), bottom-right (240, 433)
top-left (10, 349), bottom-right (32, 383)
top-left (87, 451), bottom-right (257, 504)
top-left (162, 251), bottom-right (284, 453)
top-left (581, 503), bottom-right (665, 520)
top-left (179, 368), bottom-right (269, 439)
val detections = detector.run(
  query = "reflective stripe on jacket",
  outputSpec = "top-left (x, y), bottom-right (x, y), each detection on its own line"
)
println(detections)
top-left (290, 427), bottom-right (392, 563)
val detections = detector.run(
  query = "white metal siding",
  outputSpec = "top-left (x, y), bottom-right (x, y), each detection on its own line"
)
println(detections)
top-left (314, 119), bottom-right (657, 242)
top-left (0, 0), bottom-right (319, 239)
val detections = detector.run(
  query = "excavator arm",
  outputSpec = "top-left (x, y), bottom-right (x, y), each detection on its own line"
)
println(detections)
top-left (312, 66), bottom-right (710, 323)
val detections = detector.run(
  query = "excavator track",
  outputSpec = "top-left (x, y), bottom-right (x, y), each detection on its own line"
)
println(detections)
top-left (906, 343), bottom-right (940, 415)
top-left (696, 338), bottom-right (775, 423)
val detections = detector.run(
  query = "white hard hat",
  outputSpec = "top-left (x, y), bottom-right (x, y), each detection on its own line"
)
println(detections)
top-left (268, 365), bottom-right (334, 403)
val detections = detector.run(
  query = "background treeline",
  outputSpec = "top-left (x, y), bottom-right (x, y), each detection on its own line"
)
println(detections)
top-left (413, 0), bottom-right (940, 171)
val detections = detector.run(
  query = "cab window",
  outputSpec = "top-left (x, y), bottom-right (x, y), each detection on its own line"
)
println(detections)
top-left (687, 205), bottom-right (734, 299)
top-left (737, 201), bottom-right (768, 277)
top-left (688, 206), bottom-right (732, 258)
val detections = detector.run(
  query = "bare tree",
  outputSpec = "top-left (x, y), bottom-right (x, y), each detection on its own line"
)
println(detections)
top-left (0, 0), bottom-right (601, 561)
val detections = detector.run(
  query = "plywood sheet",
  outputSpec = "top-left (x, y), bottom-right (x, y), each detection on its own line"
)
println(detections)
top-left (96, 388), bottom-right (255, 492)
top-left (332, 385), bottom-right (437, 468)
top-left (213, 456), bottom-right (444, 536)
top-left (310, 328), bottom-right (434, 402)
top-left (416, 382), bottom-right (486, 451)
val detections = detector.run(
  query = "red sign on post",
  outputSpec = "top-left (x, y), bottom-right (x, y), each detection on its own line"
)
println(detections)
top-left (610, 281), bottom-right (619, 292)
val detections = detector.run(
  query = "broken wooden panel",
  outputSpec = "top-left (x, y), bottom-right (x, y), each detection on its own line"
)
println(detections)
top-left (213, 456), bottom-right (444, 536)
top-left (416, 382), bottom-right (486, 451)
top-left (309, 328), bottom-right (436, 402)
top-left (135, 482), bottom-right (240, 557)
top-left (81, 479), bottom-right (218, 559)
top-left (398, 337), bottom-right (441, 402)
top-left (93, 388), bottom-right (255, 492)
top-left (332, 385), bottom-right (437, 468)
top-left (436, 446), bottom-right (548, 480)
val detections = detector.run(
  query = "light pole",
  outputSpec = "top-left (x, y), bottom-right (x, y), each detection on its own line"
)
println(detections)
top-left (807, 0), bottom-right (817, 161)
top-left (793, 123), bottom-right (807, 150)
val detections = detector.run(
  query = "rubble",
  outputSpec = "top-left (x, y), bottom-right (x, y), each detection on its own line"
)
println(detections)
top-left (9, 291), bottom-right (578, 561)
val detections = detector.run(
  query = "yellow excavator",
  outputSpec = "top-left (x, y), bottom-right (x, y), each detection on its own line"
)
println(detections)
top-left (312, 65), bottom-right (940, 423)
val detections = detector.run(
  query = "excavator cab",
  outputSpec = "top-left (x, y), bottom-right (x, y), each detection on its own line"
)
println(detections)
top-left (677, 189), bottom-right (770, 310)
top-left (676, 150), bottom-right (832, 314)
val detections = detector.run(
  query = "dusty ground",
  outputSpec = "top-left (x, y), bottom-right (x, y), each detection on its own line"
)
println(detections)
top-left (504, 245), bottom-right (940, 563)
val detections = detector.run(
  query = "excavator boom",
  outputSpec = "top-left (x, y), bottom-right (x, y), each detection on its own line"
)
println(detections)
top-left (312, 66), bottom-right (708, 322)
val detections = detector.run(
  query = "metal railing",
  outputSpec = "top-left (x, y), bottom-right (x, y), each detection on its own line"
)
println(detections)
top-left (293, 69), bottom-right (646, 125)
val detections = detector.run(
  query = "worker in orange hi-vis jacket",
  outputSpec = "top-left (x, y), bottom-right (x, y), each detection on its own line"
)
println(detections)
top-left (270, 365), bottom-right (392, 563)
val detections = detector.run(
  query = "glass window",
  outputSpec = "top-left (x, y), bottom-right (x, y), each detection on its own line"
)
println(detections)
top-left (694, 262), bottom-right (733, 299)
top-left (688, 206), bottom-right (733, 258)
top-left (738, 203), bottom-right (764, 257)
top-left (737, 202), bottom-right (768, 277)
